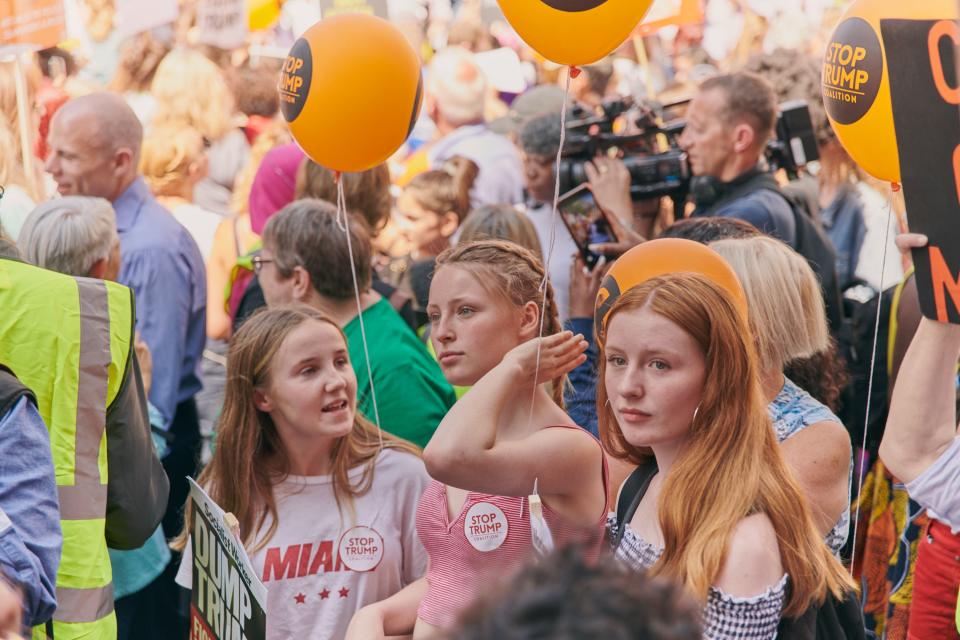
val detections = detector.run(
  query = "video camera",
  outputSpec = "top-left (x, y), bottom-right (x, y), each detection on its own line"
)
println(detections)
top-left (558, 98), bottom-right (820, 202)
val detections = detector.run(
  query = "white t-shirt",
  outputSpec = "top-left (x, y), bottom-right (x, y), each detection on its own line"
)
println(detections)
top-left (522, 202), bottom-right (579, 325)
top-left (170, 203), bottom-right (224, 262)
top-left (177, 449), bottom-right (430, 640)
top-left (905, 436), bottom-right (960, 533)
top-left (853, 182), bottom-right (904, 292)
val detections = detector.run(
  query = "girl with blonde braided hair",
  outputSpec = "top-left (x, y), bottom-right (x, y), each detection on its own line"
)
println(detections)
top-left (348, 239), bottom-right (609, 639)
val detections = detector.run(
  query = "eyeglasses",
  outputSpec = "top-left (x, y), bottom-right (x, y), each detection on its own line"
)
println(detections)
top-left (251, 256), bottom-right (274, 275)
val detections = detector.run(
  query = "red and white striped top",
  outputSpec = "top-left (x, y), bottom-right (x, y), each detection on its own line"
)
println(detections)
top-left (415, 425), bottom-right (609, 629)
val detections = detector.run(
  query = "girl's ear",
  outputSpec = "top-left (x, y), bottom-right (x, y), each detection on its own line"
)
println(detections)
top-left (438, 211), bottom-right (460, 238)
top-left (253, 387), bottom-right (272, 413)
top-left (517, 300), bottom-right (541, 340)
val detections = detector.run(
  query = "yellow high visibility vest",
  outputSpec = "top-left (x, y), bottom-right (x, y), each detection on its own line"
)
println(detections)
top-left (0, 257), bottom-right (133, 640)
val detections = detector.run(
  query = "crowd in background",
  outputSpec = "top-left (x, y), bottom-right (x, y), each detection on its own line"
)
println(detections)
top-left (0, 1), bottom-right (955, 639)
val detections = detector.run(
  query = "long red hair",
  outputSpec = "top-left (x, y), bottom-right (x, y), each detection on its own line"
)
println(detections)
top-left (598, 273), bottom-right (854, 616)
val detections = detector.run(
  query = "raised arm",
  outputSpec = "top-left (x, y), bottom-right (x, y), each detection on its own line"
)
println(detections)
top-left (423, 332), bottom-right (597, 500)
top-left (879, 233), bottom-right (960, 483)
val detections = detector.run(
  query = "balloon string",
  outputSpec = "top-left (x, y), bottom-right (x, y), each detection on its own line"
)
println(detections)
top-left (849, 186), bottom-right (895, 572)
top-left (337, 176), bottom-right (384, 454)
top-left (529, 68), bottom-right (572, 428)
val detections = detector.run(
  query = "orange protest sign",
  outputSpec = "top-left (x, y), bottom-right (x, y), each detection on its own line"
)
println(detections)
top-left (634, 0), bottom-right (703, 37)
top-left (0, 0), bottom-right (65, 53)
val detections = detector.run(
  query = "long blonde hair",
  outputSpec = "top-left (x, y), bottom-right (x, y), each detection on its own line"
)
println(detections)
top-left (598, 274), bottom-right (855, 617)
top-left (434, 240), bottom-right (565, 407)
top-left (151, 48), bottom-right (235, 141)
top-left (173, 306), bottom-right (419, 553)
top-left (710, 236), bottom-right (828, 375)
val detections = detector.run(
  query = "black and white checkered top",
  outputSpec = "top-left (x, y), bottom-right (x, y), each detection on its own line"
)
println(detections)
top-left (608, 515), bottom-right (788, 640)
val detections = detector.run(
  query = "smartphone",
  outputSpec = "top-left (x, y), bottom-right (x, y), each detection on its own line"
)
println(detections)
top-left (557, 184), bottom-right (618, 269)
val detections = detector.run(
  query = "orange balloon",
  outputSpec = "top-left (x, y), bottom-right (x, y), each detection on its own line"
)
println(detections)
top-left (822, 0), bottom-right (959, 183)
top-left (497, 0), bottom-right (654, 67)
top-left (594, 239), bottom-right (748, 342)
top-left (279, 15), bottom-right (422, 173)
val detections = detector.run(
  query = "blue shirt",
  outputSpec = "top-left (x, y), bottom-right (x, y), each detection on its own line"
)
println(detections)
top-left (564, 317), bottom-right (599, 437)
top-left (0, 397), bottom-right (60, 627)
top-left (695, 189), bottom-right (798, 248)
top-left (114, 177), bottom-right (207, 429)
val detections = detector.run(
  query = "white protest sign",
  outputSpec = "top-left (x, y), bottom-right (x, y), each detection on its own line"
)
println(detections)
top-left (115, 0), bottom-right (178, 38)
top-left (196, 0), bottom-right (247, 49)
top-left (187, 478), bottom-right (267, 640)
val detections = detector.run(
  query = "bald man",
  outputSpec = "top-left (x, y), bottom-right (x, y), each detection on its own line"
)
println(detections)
top-left (46, 94), bottom-right (205, 632)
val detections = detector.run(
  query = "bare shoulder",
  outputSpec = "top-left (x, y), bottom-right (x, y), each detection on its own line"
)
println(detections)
top-left (715, 513), bottom-right (785, 598)
top-left (806, 420), bottom-right (851, 450)
top-left (784, 419), bottom-right (850, 450)
top-left (782, 420), bottom-right (851, 468)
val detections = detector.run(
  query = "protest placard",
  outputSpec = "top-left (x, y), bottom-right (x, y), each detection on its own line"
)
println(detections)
top-left (883, 17), bottom-right (960, 323)
top-left (197, 0), bottom-right (247, 49)
top-left (635, 0), bottom-right (703, 38)
top-left (0, 0), bottom-right (65, 56)
top-left (115, 0), bottom-right (178, 38)
top-left (187, 478), bottom-right (267, 640)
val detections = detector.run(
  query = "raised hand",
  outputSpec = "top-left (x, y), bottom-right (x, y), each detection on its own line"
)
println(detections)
top-left (504, 331), bottom-right (589, 386)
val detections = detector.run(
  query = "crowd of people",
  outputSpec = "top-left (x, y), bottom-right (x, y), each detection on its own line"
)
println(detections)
top-left (0, 1), bottom-right (956, 639)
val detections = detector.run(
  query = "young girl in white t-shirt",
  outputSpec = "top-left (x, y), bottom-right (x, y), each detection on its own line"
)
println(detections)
top-left (173, 305), bottom-right (429, 640)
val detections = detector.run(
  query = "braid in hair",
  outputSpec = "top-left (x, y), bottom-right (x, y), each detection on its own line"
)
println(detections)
top-left (435, 240), bottom-right (567, 408)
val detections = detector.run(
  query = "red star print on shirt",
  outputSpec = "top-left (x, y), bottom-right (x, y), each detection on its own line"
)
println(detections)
top-left (339, 587), bottom-right (350, 598)
top-left (318, 588), bottom-right (330, 600)
top-left (294, 593), bottom-right (306, 604)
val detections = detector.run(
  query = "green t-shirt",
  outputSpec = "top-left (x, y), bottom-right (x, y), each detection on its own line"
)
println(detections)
top-left (345, 298), bottom-right (456, 448)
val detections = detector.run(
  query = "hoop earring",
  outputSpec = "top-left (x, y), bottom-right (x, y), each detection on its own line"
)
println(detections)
top-left (692, 404), bottom-right (700, 423)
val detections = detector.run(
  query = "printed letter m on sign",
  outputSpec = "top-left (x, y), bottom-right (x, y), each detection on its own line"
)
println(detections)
top-left (930, 246), bottom-right (960, 322)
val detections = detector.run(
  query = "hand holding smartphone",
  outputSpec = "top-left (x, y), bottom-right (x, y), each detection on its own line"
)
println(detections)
top-left (556, 184), bottom-right (619, 269)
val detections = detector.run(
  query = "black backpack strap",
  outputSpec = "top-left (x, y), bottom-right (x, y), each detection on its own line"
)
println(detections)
top-left (612, 459), bottom-right (659, 548)
top-left (0, 364), bottom-right (37, 419)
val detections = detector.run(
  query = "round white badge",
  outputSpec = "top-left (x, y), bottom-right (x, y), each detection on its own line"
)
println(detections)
top-left (463, 502), bottom-right (509, 552)
top-left (338, 526), bottom-right (384, 572)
